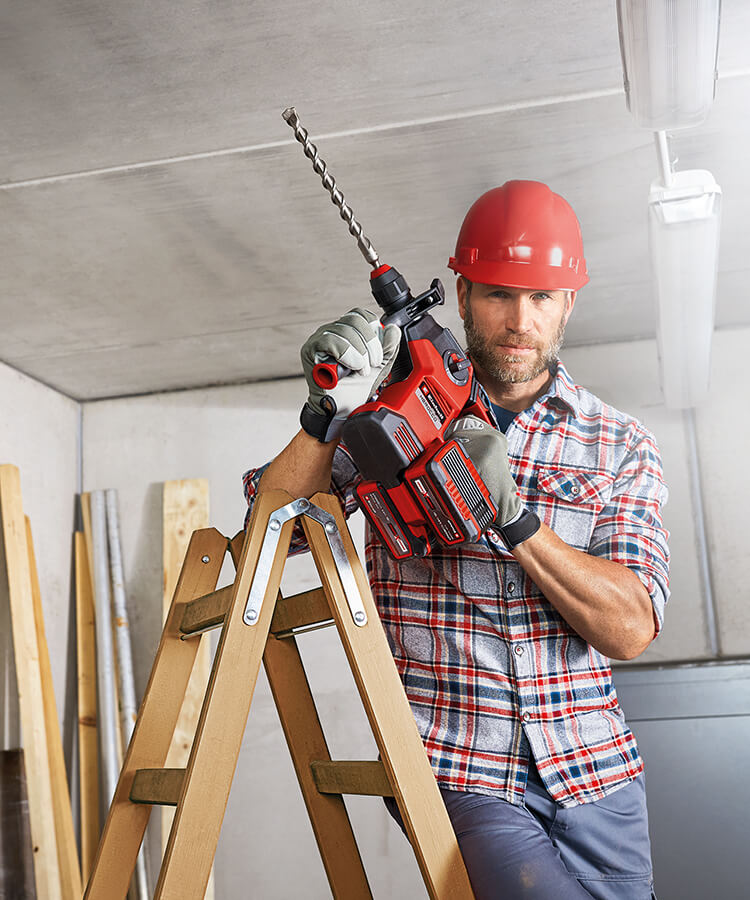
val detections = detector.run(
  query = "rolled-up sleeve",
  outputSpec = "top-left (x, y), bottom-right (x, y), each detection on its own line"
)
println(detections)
top-left (242, 444), bottom-right (362, 555)
top-left (588, 426), bottom-right (670, 635)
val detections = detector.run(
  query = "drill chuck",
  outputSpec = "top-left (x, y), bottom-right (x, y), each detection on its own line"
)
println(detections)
top-left (369, 265), bottom-right (412, 317)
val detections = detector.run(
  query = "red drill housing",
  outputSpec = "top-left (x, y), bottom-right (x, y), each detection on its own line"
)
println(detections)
top-left (341, 265), bottom-right (498, 559)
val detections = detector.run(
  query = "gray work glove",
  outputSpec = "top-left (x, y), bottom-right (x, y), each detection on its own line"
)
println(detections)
top-left (445, 415), bottom-right (523, 528)
top-left (300, 307), bottom-right (401, 442)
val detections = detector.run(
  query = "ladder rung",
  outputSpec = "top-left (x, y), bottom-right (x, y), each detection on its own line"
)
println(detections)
top-left (180, 585), bottom-right (332, 638)
top-left (180, 585), bottom-right (233, 636)
top-left (130, 768), bottom-right (185, 806)
top-left (311, 760), bottom-right (394, 797)
top-left (270, 587), bottom-right (332, 636)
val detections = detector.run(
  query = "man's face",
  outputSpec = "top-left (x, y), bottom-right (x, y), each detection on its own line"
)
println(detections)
top-left (458, 279), bottom-right (575, 384)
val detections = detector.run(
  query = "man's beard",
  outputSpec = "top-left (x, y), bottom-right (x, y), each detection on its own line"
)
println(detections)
top-left (463, 303), bottom-right (566, 384)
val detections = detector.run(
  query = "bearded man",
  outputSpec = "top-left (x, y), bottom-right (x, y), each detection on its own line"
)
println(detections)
top-left (243, 181), bottom-right (669, 899)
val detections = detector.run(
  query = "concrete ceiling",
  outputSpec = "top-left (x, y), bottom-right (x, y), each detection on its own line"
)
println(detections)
top-left (1, 1), bottom-right (748, 400)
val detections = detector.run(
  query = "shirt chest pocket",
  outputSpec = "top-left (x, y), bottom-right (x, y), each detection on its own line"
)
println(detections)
top-left (530, 468), bottom-right (615, 550)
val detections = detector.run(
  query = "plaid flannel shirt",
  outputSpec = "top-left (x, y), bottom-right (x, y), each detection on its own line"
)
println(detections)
top-left (243, 361), bottom-right (670, 808)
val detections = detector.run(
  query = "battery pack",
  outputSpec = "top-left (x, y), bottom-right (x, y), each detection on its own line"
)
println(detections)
top-left (405, 440), bottom-right (497, 545)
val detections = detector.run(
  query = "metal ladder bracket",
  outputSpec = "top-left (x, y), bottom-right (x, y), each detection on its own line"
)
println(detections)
top-left (243, 497), bottom-right (367, 628)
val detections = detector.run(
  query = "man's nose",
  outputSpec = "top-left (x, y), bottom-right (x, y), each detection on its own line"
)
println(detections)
top-left (505, 297), bottom-right (533, 333)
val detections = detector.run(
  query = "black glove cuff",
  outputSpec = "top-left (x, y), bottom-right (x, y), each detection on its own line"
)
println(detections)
top-left (300, 400), bottom-right (341, 443)
top-left (300, 401), bottom-right (333, 442)
top-left (497, 508), bottom-right (541, 549)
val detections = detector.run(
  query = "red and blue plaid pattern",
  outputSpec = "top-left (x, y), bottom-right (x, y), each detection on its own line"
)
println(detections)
top-left (243, 362), bottom-right (670, 808)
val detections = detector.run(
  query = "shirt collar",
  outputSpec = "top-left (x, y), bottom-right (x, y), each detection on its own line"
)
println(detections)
top-left (536, 360), bottom-right (580, 418)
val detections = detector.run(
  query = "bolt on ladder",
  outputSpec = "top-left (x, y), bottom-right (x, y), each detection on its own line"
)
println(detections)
top-left (83, 489), bottom-right (474, 899)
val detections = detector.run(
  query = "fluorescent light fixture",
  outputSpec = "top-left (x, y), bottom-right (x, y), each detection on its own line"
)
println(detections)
top-left (617, 0), bottom-right (721, 130)
top-left (649, 167), bottom-right (721, 408)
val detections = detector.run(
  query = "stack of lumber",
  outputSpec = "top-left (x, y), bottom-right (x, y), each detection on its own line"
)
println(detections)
top-left (0, 464), bottom-right (80, 900)
top-left (1, 466), bottom-right (212, 899)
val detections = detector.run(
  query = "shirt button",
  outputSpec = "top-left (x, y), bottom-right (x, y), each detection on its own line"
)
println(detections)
top-left (571, 485), bottom-right (580, 496)
top-left (507, 582), bottom-right (515, 594)
top-left (522, 712), bottom-right (532, 723)
top-left (514, 645), bottom-right (525, 656)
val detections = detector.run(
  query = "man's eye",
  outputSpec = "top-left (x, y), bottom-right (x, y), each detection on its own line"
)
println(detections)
top-left (533, 293), bottom-right (552, 301)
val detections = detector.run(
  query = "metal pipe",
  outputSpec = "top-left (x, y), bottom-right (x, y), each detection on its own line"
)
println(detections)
top-left (105, 489), bottom-right (150, 899)
top-left (654, 130), bottom-right (674, 188)
top-left (90, 491), bottom-right (119, 806)
top-left (684, 408), bottom-right (721, 656)
top-left (105, 490), bottom-right (138, 745)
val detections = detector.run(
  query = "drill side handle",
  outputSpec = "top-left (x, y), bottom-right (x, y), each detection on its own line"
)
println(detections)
top-left (311, 359), bottom-right (351, 390)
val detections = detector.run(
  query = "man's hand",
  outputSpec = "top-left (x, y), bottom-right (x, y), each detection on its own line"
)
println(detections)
top-left (446, 415), bottom-right (541, 549)
top-left (300, 308), bottom-right (401, 442)
top-left (446, 415), bottom-right (522, 526)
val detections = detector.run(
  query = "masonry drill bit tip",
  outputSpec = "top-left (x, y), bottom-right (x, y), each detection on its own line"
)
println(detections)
top-left (282, 106), bottom-right (380, 269)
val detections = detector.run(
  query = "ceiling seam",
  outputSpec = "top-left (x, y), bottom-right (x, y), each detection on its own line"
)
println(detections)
top-left (1, 71), bottom-right (747, 193)
top-left (0, 85), bottom-right (624, 191)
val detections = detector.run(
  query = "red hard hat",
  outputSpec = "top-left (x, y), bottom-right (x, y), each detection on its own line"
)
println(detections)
top-left (448, 181), bottom-right (588, 291)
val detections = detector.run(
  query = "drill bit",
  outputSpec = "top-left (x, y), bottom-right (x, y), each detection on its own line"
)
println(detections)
top-left (282, 107), bottom-right (380, 269)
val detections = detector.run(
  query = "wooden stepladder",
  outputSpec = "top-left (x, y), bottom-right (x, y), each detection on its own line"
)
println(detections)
top-left (84, 490), bottom-right (474, 899)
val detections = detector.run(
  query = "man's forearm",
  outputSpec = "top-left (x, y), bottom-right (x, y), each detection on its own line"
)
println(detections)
top-left (511, 522), bottom-right (656, 660)
top-left (258, 429), bottom-right (339, 498)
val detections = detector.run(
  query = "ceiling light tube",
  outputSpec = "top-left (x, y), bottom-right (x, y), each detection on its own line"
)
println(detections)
top-left (648, 167), bottom-right (721, 408)
top-left (617, 0), bottom-right (721, 130)
top-left (654, 130), bottom-right (674, 187)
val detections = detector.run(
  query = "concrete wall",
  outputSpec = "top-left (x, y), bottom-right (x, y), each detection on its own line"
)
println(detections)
top-left (81, 326), bottom-right (750, 897)
top-left (0, 361), bottom-right (80, 761)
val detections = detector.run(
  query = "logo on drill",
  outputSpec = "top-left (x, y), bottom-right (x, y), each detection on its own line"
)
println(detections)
top-left (416, 382), bottom-right (446, 428)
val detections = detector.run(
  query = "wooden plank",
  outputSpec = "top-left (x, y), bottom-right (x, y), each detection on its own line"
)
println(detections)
top-left (263, 630), bottom-right (372, 898)
top-left (75, 530), bottom-right (99, 883)
top-left (84, 528), bottom-right (227, 900)
top-left (161, 479), bottom-right (214, 896)
top-left (303, 493), bottom-right (474, 900)
top-left (311, 760), bottom-right (393, 797)
top-left (82, 492), bottom-right (124, 773)
top-left (0, 464), bottom-right (62, 900)
top-left (26, 518), bottom-right (82, 899)
top-left (130, 769), bottom-right (185, 807)
top-left (0, 749), bottom-right (35, 899)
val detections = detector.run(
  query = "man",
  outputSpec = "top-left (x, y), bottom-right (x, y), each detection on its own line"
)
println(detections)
top-left (243, 180), bottom-right (669, 899)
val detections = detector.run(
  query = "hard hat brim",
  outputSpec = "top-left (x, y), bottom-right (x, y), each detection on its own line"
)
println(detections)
top-left (448, 258), bottom-right (589, 293)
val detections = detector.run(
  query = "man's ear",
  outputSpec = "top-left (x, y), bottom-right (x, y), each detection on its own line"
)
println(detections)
top-left (564, 290), bottom-right (577, 325)
top-left (457, 276), bottom-right (468, 320)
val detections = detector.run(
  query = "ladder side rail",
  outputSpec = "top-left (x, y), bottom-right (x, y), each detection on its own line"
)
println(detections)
top-left (155, 490), bottom-right (297, 899)
top-left (228, 534), bottom-right (371, 896)
top-left (263, 624), bottom-right (373, 899)
top-left (302, 493), bottom-right (475, 900)
top-left (84, 527), bottom-right (227, 899)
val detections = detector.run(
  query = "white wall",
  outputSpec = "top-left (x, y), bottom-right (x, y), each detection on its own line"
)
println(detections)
top-left (81, 327), bottom-right (750, 898)
top-left (0, 361), bottom-right (80, 757)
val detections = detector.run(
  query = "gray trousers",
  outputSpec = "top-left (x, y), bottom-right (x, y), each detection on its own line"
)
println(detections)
top-left (386, 763), bottom-right (656, 899)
